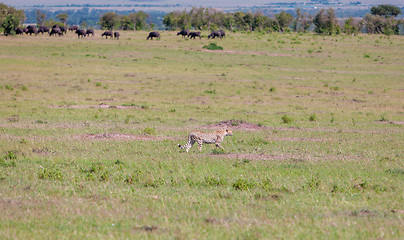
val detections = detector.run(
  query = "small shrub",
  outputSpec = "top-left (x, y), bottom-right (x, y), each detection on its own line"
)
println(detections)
top-left (114, 160), bottom-right (123, 165)
top-left (143, 127), bottom-right (156, 135)
top-left (4, 151), bottom-right (17, 160)
top-left (204, 89), bottom-right (216, 94)
top-left (0, 158), bottom-right (16, 167)
top-left (379, 114), bottom-right (388, 122)
top-left (232, 159), bottom-right (250, 167)
top-left (5, 85), bottom-right (13, 90)
top-left (21, 85), bottom-right (28, 91)
top-left (212, 148), bottom-right (225, 154)
top-left (232, 177), bottom-right (256, 190)
top-left (330, 86), bottom-right (340, 91)
top-left (99, 171), bottom-right (109, 181)
top-left (231, 121), bottom-right (239, 126)
top-left (144, 177), bottom-right (164, 188)
top-left (95, 82), bottom-right (102, 87)
top-left (203, 176), bottom-right (228, 186)
top-left (261, 178), bottom-right (273, 190)
top-left (203, 43), bottom-right (223, 50)
top-left (281, 115), bottom-right (292, 124)
top-left (38, 166), bottom-right (62, 180)
top-left (269, 87), bottom-right (276, 92)
top-left (363, 53), bottom-right (371, 58)
top-left (304, 174), bottom-right (321, 190)
top-left (35, 120), bottom-right (48, 124)
top-left (309, 113), bottom-right (317, 122)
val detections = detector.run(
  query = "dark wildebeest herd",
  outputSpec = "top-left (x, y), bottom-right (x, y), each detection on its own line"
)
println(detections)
top-left (14, 25), bottom-right (121, 40)
top-left (13, 26), bottom-right (226, 41)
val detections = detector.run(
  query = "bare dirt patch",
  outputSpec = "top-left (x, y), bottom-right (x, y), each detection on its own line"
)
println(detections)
top-left (76, 133), bottom-right (174, 141)
top-left (378, 121), bottom-right (404, 125)
top-left (269, 137), bottom-right (324, 142)
top-left (211, 152), bottom-right (360, 161)
top-left (53, 103), bottom-right (143, 110)
top-left (211, 153), bottom-right (307, 161)
top-left (204, 120), bottom-right (264, 131)
top-left (200, 49), bottom-right (292, 57)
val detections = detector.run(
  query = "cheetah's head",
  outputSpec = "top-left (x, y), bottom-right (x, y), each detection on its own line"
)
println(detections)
top-left (225, 129), bottom-right (233, 136)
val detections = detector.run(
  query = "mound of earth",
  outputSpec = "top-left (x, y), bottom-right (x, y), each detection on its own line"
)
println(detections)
top-left (77, 133), bottom-right (172, 141)
top-left (205, 120), bottom-right (263, 130)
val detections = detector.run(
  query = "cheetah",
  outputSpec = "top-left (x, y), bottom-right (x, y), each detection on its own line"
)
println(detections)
top-left (178, 129), bottom-right (233, 152)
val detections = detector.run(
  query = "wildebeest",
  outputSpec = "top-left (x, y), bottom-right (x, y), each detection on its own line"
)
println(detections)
top-left (68, 25), bottom-right (79, 32)
top-left (177, 29), bottom-right (189, 38)
top-left (102, 30), bottom-right (113, 39)
top-left (86, 29), bottom-right (95, 37)
top-left (75, 29), bottom-right (86, 38)
top-left (49, 27), bottom-right (62, 36)
top-left (188, 31), bottom-right (201, 39)
top-left (208, 30), bottom-right (223, 39)
top-left (15, 28), bottom-right (24, 35)
top-left (26, 25), bottom-right (36, 31)
top-left (60, 26), bottom-right (67, 34)
top-left (38, 26), bottom-right (49, 34)
top-left (114, 32), bottom-right (120, 40)
top-left (146, 31), bottom-right (160, 40)
top-left (27, 27), bottom-right (38, 36)
top-left (218, 30), bottom-right (226, 38)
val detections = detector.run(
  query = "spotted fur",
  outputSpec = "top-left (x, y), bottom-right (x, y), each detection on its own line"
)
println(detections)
top-left (178, 129), bottom-right (233, 152)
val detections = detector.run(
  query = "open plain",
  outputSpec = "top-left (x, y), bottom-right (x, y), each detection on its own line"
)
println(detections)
top-left (0, 31), bottom-right (403, 239)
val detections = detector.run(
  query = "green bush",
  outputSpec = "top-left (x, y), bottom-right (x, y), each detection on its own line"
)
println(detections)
top-left (282, 115), bottom-right (292, 124)
top-left (309, 113), bottom-right (317, 122)
top-left (232, 178), bottom-right (256, 190)
top-left (203, 43), bottom-right (223, 50)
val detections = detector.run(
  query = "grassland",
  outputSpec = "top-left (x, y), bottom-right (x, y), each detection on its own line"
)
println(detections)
top-left (0, 31), bottom-right (403, 239)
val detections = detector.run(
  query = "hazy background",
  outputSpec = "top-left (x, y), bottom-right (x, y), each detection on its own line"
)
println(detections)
top-left (4, 0), bottom-right (404, 8)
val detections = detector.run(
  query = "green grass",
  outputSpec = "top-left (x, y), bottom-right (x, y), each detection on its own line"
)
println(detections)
top-left (0, 31), bottom-right (403, 239)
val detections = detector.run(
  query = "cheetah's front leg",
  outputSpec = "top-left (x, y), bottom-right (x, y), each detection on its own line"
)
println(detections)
top-left (197, 140), bottom-right (203, 151)
top-left (215, 143), bottom-right (225, 150)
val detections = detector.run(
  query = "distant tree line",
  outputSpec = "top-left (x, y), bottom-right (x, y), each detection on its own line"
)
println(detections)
top-left (162, 5), bottom-right (403, 35)
top-left (98, 11), bottom-right (151, 30)
top-left (1, 3), bottom-right (402, 36)
top-left (22, 8), bottom-right (164, 30)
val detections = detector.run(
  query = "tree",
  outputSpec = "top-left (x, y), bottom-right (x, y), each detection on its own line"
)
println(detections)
top-left (364, 13), bottom-right (400, 35)
top-left (35, 10), bottom-right (46, 26)
top-left (313, 8), bottom-right (340, 35)
top-left (2, 14), bottom-right (19, 35)
top-left (99, 12), bottom-right (118, 30)
top-left (275, 11), bottom-right (293, 32)
top-left (0, 3), bottom-right (25, 35)
top-left (343, 17), bottom-right (363, 35)
top-left (132, 11), bottom-right (149, 30)
top-left (370, 4), bottom-right (402, 18)
top-left (292, 8), bottom-right (312, 33)
top-left (56, 12), bottom-right (68, 26)
top-left (118, 15), bottom-right (134, 30)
